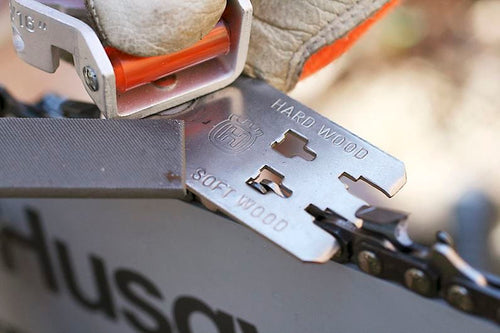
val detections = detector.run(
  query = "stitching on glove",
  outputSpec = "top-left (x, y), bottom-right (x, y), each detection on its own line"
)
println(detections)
top-left (244, 0), bottom-right (389, 91)
top-left (301, 0), bottom-right (398, 80)
top-left (85, 0), bottom-right (108, 43)
top-left (245, 0), bottom-right (362, 90)
top-left (285, 0), bottom-right (388, 91)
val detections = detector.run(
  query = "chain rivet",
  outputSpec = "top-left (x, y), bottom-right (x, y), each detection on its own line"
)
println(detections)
top-left (357, 250), bottom-right (382, 276)
top-left (404, 268), bottom-right (431, 295)
top-left (83, 66), bottom-right (99, 92)
top-left (447, 285), bottom-right (474, 312)
top-left (436, 230), bottom-right (455, 247)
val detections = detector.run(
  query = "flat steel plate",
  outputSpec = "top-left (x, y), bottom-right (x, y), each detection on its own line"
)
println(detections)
top-left (175, 77), bottom-right (406, 262)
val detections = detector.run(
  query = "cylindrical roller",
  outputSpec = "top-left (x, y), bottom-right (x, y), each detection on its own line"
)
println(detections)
top-left (107, 21), bottom-right (230, 93)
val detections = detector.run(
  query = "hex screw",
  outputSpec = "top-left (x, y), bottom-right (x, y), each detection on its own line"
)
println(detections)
top-left (357, 250), bottom-right (382, 276)
top-left (83, 66), bottom-right (99, 92)
top-left (447, 285), bottom-right (474, 312)
top-left (404, 268), bottom-right (431, 295)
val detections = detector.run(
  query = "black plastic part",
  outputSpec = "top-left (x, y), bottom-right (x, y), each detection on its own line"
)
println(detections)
top-left (60, 100), bottom-right (101, 118)
top-left (0, 87), bottom-right (41, 118)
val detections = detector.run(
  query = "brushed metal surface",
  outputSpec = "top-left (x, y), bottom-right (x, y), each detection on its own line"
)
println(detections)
top-left (0, 118), bottom-right (185, 197)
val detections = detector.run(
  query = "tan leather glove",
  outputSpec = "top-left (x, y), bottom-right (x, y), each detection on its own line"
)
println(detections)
top-left (85, 0), bottom-right (396, 91)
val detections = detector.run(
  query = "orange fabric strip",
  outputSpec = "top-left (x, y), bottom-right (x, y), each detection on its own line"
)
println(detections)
top-left (300, 0), bottom-right (400, 80)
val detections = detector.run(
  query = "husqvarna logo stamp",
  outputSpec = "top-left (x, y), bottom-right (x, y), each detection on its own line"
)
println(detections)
top-left (209, 114), bottom-right (263, 153)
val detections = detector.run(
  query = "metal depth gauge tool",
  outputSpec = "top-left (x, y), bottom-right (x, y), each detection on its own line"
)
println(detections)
top-left (169, 77), bottom-right (407, 263)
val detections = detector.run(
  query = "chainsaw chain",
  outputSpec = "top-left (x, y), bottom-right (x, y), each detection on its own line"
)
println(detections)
top-left (307, 204), bottom-right (500, 325)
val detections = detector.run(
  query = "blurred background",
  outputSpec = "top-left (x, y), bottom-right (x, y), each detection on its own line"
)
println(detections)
top-left (0, 0), bottom-right (499, 274)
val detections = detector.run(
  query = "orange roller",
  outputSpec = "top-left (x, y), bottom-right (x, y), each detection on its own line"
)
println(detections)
top-left (106, 21), bottom-right (231, 93)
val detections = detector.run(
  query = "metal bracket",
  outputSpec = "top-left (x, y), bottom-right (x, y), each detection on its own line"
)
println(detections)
top-left (9, 0), bottom-right (252, 119)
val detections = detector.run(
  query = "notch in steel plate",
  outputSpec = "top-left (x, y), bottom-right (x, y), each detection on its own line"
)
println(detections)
top-left (170, 77), bottom-right (407, 263)
top-left (9, 0), bottom-right (252, 119)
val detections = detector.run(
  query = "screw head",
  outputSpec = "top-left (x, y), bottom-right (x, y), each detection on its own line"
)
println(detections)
top-left (447, 285), bottom-right (474, 312)
top-left (83, 66), bottom-right (99, 92)
top-left (404, 268), bottom-right (431, 295)
top-left (357, 250), bottom-right (382, 276)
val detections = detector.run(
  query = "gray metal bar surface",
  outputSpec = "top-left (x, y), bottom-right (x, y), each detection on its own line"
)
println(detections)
top-left (0, 198), bottom-right (497, 333)
top-left (0, 118), bottom-right (185, 197)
